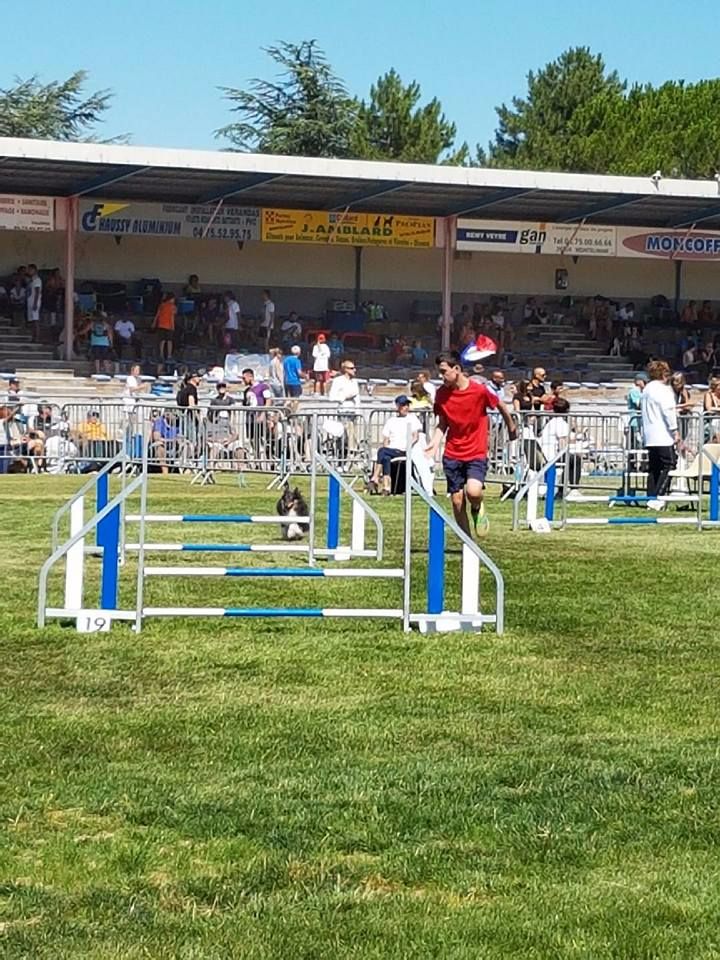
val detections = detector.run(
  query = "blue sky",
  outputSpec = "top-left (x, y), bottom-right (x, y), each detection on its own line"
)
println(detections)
top-left (6, 0), bottom-right (719, 153)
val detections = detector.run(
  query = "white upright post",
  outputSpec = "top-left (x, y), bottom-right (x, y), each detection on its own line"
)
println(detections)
top-left (441, 215), bottom-right (456, 352)
top-left (65, 496), bottom-right (85, 611)
top-left (63, 197), bottom-right (77, 362)
top-left (527, 474), bottom-right (539, 524)
top-left (460, 544), bottom-right (480, 616)
top-left (351, 499), bottom-right (366, 554)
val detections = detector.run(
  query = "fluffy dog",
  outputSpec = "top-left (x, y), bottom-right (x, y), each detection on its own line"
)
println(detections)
top-left (276, 483), bottom-right (309, 540)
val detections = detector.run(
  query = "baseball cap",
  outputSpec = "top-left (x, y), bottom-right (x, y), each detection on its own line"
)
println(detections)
top-left (634, 372), bottom-right (649, 383)
top-left (217, 382), bottom-right (227, 388)
top-left (395, 394), bottom-right (410, 406)
top-left (317, 333), bottom-right (326, 343)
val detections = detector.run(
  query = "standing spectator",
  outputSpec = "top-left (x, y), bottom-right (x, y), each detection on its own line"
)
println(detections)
top-left (528, 367), bottom-right (548, 409)
top-left (241, 368), bottom-right (271, 407)
top-left (223, 290), bottom-right (241, 349)
top-left (703, 377), bottom-right (720, 442)
top-left (641, 361), bottom-right (679, 507)
top-left (153, 292), bottom-right (176, 365)
top-left (513, 379), bottom-right (534, 413)
top-left (542, 380), bottom-right (565, 411)
top-left (9, 273), bottom-right (26, 326)
top-left (539, 397), bottom-right (570, 463)
top-left (123, 363), bottom-right (145, 420)
top-left (328, 359), bottom-right (360, 407)
top-left (671, 372), bottom-right (693, 441)
top-left (177, 371), bottom-right (200, 408)
top-left (44, 268), bottom-right (64, 332)
top-left (84, 313), bottom-right (114, 374)
top-left (680, 300), bottom-right (698, 326)
top-left (261, 289), bottom-right (275, 351)
top-left (114, 313), bottom-right (140, 360)
top-left (5, 378), bottom-right (21, 403)
top-left (328, 331), bottom-right (344, 367)
top-left (425, 350), bottom-right (517, 537)
top-left (26, 263), bottom-right (42, 342)
top-left (486, 370), bottom-right (507, 402)
top-left (282, 345), bottom-right (304, 398)
top-left (268, 347), bottom-right (284, 398)
top-left (312, 334), bottom-right (331, 395)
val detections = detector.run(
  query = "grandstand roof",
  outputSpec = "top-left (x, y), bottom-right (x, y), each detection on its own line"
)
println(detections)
top-left (2, 137), bottom-right (720, 229)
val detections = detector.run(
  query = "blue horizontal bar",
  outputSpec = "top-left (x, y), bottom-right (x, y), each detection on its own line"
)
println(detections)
top-left (608, 516), bottom-right (658, 525)
top-left (609, 496), bottom-right (654, 503)
top-left (224, 568), bottom-right (324, 577)
top-left (182, 514), bottom-right (252, 523)
top-left (223, 608), bottom-right (324, 617)
top-left (182, 544), bottom-right (252, 552)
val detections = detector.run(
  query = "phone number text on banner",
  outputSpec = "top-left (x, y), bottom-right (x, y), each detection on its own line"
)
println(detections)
top-left (79, 201), bottom-right (260, 241)
top-left (262, 208), bottom-right (435, 247)
top-left (0, 195), bottom-right (54, 232)
top-left (456, 219), bottom-right (616, 256)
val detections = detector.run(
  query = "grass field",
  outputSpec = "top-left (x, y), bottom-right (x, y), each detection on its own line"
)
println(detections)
top-left (2, 474), bottom-right (720, 959)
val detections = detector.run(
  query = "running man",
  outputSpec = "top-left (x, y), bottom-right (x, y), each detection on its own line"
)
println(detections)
top-left (426, 350), bottom-right (517, 536)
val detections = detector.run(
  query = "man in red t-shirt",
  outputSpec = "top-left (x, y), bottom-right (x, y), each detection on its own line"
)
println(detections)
top-left (426, 350), bottom-right (517, 536)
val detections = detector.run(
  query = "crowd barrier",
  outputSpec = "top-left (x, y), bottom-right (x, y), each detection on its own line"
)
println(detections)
top-left (4, 396), bottom-right (718, 498)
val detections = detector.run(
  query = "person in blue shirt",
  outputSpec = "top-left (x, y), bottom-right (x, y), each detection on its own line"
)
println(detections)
top-left (411, 339), bottom-right (428, 366)
top-left (328, 331), bottom-right (344, 366)
top-left (282, 345), bottom-right (304, 398)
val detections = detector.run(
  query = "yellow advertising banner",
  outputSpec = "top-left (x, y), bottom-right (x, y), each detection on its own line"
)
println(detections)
top-left (262, 208), bottom-right (435, 248)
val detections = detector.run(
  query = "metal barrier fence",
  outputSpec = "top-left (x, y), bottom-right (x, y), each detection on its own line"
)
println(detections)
top-left (0, 396), bottom-right (715, 491)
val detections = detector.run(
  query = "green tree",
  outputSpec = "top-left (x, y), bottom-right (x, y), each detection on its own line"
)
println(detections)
top-left (351, 68), bottom-right (468, 164)
top-left (481, 47), bottom-right (625, 170)
top-left (217, 40), bottom-right (357, 157)
top-left (0, 71), bottom-right (116, 141)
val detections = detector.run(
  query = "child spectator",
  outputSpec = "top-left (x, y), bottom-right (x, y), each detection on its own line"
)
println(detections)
top-left (312, 334), bottom-right (331, 395)
top-left (283, 345), bottom-right (304, 398)
top-left (411, 339), bottom-right (428, 365)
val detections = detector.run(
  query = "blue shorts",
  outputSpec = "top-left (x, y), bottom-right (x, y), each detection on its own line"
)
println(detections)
top-left (442, 457), bottom-right (488, 494)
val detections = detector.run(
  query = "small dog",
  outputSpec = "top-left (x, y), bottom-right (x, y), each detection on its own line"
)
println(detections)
top-left (276, 482), bottom-right (309, 540)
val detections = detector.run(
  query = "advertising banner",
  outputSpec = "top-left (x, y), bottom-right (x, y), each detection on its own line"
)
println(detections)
top-left (262, 208), bottom-right (435, 247)
top-left (617, 226), bottom-right (720, 260)
top-left (457, 219), bottom-right (616, 256)
top-left (0, 195), bottom-right (54, 231)
top-left (79, 200), bottom-right (260, 241)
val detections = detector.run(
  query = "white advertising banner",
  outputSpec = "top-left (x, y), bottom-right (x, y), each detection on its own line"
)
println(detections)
top-left (616, 226), bottom-right (720, 260)
top-left (456, 219), bottom-right (616, 256)
top-left (0, 195), bottom-right (54, 231)
top-left (79, 200), bottom-right (260, 241)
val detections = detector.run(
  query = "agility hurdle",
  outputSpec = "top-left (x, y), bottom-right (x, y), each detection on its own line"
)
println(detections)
top-left (39, 425), bottom-right (504, 634)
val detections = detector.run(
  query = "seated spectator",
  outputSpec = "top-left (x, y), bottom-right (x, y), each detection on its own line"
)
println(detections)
top-left (670, 372), bottom-right (692, 413)
top-left (328, 331), bottom-right (344, 366)
top-left (280, 311), bottom-right (303, 343)
top-left (390, 336), bottom-right (409, 364)
top-left (184, 273), bottom-right (201, 300)
top-left (78, 409), bottom-right (110, 462)
top-left (411, 339), bottom-right (428, 366)
top-left (151, 409), bottom-right (180, 475)
top-left (114, 313), bottom-right (141, 360)
top-left (410, 378), bottom-right (432, 410)
top-left (0, 404), bottom-right (27, 473)
top-left (282, 345), bottom-right (304, 398)
top-left (618, 301), bottom-right (635, 326)
top-left (680, 300), bottom-right (698, 326)
top-left (44, 428), bottom-right (79, 474)
top-left (698, 300), bottom-right (714, 326)
top-left (704, 377), bottom-right (720, 442)
top-left (366, 395), bottom-right (421, 495)
top-left (5, 377), bottom-right (21, 403)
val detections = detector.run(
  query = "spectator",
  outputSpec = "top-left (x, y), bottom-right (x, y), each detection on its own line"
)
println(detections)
top-left (5, 378), bottom-right (21, 403)
top-left (200, 296), bottom-right (221, 345)
top-left (114, 313), bottom-right (140, 360)
top-left (280, 311), bottom-right (302, 343)
top-left (282, 345), bottom-right (304, 398)
top-left (410, 379), bottom-right (432, 410)
top-left (9, 274), bottom-right (26, 326)
top-left (539, 397), bottom-right (570, 463)
top-left (153, 292), bottom-right (176, 364)
top-left (641, 360), bottom-right (679, 508)
top-left (177, 371), bottom-right (201, 408)
top-left (79, 409), bottom-right (110, 463)
top-left (703, 377), bottom-right (720, 442)
top-left (528, 367), bottom-right (548, 409)
top-left (417, 370), bottom-right (436, 404)
top-left (151, 409), bottom-right (179, 475)
top-left (328, 359), bottom-right (360, 408)
top-left (26, 263), bottom-right (42, 342)
top-left (411, 339), bottom-right (428, 366)
top-left (367, 395), bottom-right (422, 495)
top-left (261, 289), bottom-right (275, 351)
top-left (486, 370), bottom-right (507, 402)
top-left (84, 313), bottom-right (114, 374)
top-left (680, 300), bottom-right (698, 326)
top-left (542, 380), bottom-right (565, 411)
top-left (241, 368), bottom-right (271, 407)
top-left (184, 274), bottom-right (201, 300)
top-left (123, 363), bottom-right (145, 419)
top-left (0, 405), bottom-right (27, 473)
top-left (44, 268), bottom-right (63, 332)
top-left (328, 331), bottom-right (344, 366)
top-left (210, 381), bottom-right (234, 410)
top-left (223, 290), bottom-right (241, 349)
top-left (311, 334), bottom-right (331, 395)
top-left (268, 347), bottom-right (284, 398)
top-left (618, 301), bottom-right (635, 326)
top-left (44, 428), bottom-right (79, 475)
top-left (698, 300), bottom-right (714, 326)
top-left (671, 372), bottom-right (693, 441)
top-left (523, 297), bottom-right (539, 324)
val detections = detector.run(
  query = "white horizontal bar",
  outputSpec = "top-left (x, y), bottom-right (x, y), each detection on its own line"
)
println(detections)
top-left (410, 613), bottom-right (496, 625)
top-left (126, 514), bottom-right (183, 522)
top-left (143, 566), bottom-right (404, 578)
top-left (321, 608), bottom-right (404, 617)
top-left (44, 607), bottom-right (137, 620)
top-left (144, 607), bottom-right (226, 616)
top-left (323, 568), bottom-right (404, 578)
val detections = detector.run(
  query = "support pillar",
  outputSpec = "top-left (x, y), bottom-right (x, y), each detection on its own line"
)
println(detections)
top-left (354, 246), bottom-right (363, 308)
top-left (673, 259), bottom-right (683, 316)
top-left (441, 215), bottom-right (456, 351)
top-left (63, 197), bottom-right (78, 362)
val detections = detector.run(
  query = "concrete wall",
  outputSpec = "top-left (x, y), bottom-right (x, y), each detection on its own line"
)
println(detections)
top-left (0, 231), bottom-right (718, 320)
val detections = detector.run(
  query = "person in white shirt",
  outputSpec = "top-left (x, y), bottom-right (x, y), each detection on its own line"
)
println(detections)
top-left (312, 334), bottom-right (331, 395)
top-left (26, 263), bottom-right (42, 342)
top-left (640, 360), bottom-right (680, 508)
top-left (114, 316), bottom-right (138, 358)
top-left (367, 395), bottom-right (422, 494)
top-left (261, 289), bottom-right (275, 351)
top-left (539, 397), bottom-right (570, 463)
top-left (328, 359), bottom-right (360, 407)
top-left (223, 290), bottom-right (241, 348)
top-left (123, 363), bottom-right (145, 418)
top-left (417, 370), bottom-right (436, 405)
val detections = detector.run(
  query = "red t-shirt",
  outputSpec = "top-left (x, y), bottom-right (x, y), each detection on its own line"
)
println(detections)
top-left (434, 379), bottom-right (498, 460)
